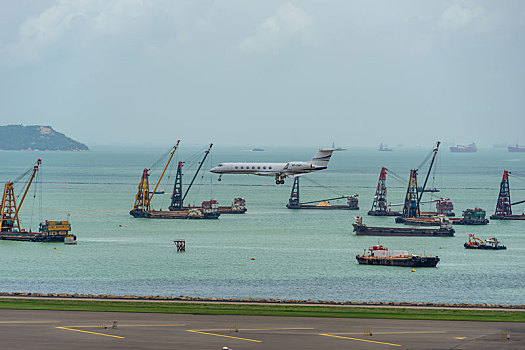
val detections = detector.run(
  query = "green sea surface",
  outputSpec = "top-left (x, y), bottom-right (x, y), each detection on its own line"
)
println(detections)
top-left (0, 146), bottom-right (524, 305)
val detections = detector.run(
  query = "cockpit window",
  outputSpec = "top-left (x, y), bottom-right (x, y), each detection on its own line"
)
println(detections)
top-left (218, 164), bottom-right (223, 167)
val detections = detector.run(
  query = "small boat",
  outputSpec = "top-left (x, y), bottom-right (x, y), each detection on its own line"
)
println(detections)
top-left (64, 234), bottom-right (77, 245)
top-left (149, 190), bottom-right (165, 195)
top-left (464, 234), bottom-right (506, 250)
top-left (251, 148), bottom-right (265, 152)
top-left (356, 244), bottom-right (439, 267)
top-left (378, 143), bottom-right (393, 151)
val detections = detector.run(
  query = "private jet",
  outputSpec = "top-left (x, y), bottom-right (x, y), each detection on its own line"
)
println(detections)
top-left (210, 148), bottom-right (339, 184)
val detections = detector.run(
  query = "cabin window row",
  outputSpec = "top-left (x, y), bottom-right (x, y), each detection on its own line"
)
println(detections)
top-left (234, 166), bottom-right (272, 170)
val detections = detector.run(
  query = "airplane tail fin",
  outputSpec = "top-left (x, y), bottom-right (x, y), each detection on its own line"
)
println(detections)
top-left (311, 148), bottom-right (336, 167)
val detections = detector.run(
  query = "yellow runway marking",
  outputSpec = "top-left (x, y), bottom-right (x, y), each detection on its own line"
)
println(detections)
top-left (56, 327), bottom-right (125, 339)
top-left (0, 321), bottom-right (60, 324)
top-left (331, 331), bottom-right (447, 335)
top-left (66, 324), bottom-right (186, 328)
top-left (320, 334), bottom-right (402, 347)
top-left (194, 327), bottom-right (314, 331)
top-left (187, 330), bottom-right (262, 343)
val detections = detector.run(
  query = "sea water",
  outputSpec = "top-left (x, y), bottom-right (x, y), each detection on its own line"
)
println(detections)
top-left (0, 146), bottom-right (524, 305)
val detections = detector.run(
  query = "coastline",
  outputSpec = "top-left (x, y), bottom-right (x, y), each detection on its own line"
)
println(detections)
top-left (1, 292), bottom-right (523, 311)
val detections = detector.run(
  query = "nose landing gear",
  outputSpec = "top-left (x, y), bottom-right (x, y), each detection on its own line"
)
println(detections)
top-left (275, 175), bottom-right (285, 185)
top-left (218, 175), bottom-right (222, 182)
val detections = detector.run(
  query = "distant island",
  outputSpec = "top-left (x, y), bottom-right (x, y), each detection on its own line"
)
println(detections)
top-left (0, 125), bottom-right (89, 151)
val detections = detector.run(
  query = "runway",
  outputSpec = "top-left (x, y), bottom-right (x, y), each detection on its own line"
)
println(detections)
top-left (0, 309), bottom-right (523, 349)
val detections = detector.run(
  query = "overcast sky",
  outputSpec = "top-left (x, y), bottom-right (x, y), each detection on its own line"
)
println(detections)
top-left (0, 0), bottom-right (524, 148)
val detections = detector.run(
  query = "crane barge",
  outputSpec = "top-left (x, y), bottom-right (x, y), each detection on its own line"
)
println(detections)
top-left (130, 142), bottom-right (220, 219)
top-left (0, 159), bottom-right (75, 243)
top-left (489, 170), bottom-right (525, 220)
top-left (286, 177), bottom-right (358, 210)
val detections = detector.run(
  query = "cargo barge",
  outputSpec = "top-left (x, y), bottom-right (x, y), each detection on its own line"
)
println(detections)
top-left (356, 244), bottom-right (439, 267)
top-left (286, 177), bottom-right (358, 210)
top-left (464, 234), bottom-right (506, 250)
top-left (217, 198), bottom-right (247, 214)
top-left (1, 221), bottom-right (76, 243)
top-left (130, 200), bottom-right (220, 219)
top-left (353, 216), bottom-right (454, 237)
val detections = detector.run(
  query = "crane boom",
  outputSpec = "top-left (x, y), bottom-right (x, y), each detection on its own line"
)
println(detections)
top-left (149, 140), bottom-right (180, 203)
top-left (183, 143), bottom-right (213, 202)
top-left (13, 159), bottom-right (41, 220)
top-left (417, 141), bottom-right (441, 209)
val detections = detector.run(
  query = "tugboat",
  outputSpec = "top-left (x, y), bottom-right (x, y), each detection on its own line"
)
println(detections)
top-left (356, 244), bottom-right (439, 267)
top-left (464, 234), bottom-right (506, 250)
top-left (451, 208), bottom-right (489, 225)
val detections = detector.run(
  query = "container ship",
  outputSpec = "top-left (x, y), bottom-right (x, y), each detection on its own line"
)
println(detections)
top-left (450, 143), bottom-right (477, 152)
top-left (464, 234), bottom-right (506, 250)
top-left (356, 244), bottom-right (439, 267)
top-left (352, 216), bottom-right (454, 237)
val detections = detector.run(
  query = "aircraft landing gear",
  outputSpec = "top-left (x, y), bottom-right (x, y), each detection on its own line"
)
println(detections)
top-left (275, 175), bottom-right (285, 185)
top-left (218, 175), bottom-right (222, 182)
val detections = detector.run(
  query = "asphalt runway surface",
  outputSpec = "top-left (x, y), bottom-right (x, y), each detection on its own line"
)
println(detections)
top-left (0, 309), bottom-right (524, 349)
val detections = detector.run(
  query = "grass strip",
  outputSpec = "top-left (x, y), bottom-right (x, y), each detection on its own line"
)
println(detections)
top-left (0, 298), bottom-right (524, 322)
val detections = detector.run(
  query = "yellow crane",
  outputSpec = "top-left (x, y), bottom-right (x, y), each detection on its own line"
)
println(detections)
top-left (0, 159), bottom-right (41, 233)
top-left (132, 141), bottom-right (180, 212)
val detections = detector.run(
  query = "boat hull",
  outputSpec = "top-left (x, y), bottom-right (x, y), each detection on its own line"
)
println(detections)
top-left (129, 210), bottom-right (220, 219)
top-left (356, 255), bottom-right (439, 267)
top-left (0, 232), bottom-right (67, 242)
top-left (367, 211), bottom-right (401, 216)
top-left (489, 214), bottom-right (525, 220)
top-left (464, 243), bottom-right (506, 250)
top-left (218, 207), bottom-right (247, 214)
top-left (287, 204), bottom-right (358, 210)
top-left (352, 223), bottom-right (454, 237)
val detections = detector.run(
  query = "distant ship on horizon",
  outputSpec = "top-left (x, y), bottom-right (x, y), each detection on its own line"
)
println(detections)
top-left (378, 143), bottom-right (393, 151)
top-left (508, 141), bottom-right (525, 152)
top-left (450, 143), bottom-right (477, 153)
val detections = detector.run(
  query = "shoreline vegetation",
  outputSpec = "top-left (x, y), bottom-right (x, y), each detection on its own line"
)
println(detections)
top-left (0, 293), bottom-right (524, 322)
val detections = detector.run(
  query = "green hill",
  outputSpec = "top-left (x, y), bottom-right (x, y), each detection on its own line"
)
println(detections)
top-left (0, 125), bottom-right (89, 151)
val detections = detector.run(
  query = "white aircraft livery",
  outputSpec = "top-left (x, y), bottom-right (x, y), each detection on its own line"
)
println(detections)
top-left (210, 148), bottom-right (339, 184)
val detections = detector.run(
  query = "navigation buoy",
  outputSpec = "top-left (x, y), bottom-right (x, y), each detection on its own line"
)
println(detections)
top-left (251, 258), bottom-right (255, 260)
top-left (411, 269), bottom-right (416, 272)
top-left (59, 252), bottom-right (62, 254)
top-left (54, 247), bottom-right (56, 250)
top-left (238, 263), bottom-right (242, 266)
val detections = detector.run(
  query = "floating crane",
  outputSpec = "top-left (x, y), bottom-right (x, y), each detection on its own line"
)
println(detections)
top-left (396, 141), bottom-right (441, 224)
top-left (368, 167), bottom-right (401, 216)
top-left (286, 176), bottom-right (358, 210)
top-left (130, 141), bottom-right (220, 219)
top-left (490, 170), bottom-right (525, 220)
top-left (0, 159), bottom-right (75, 243)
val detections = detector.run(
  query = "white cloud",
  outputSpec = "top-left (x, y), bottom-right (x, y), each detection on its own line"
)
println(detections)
top-left (239, 2), bottom-right (313, 55)
top-left (439, 1), bottom-right (484, 32)
top-left (9, 0), bottom-right (147, 62)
